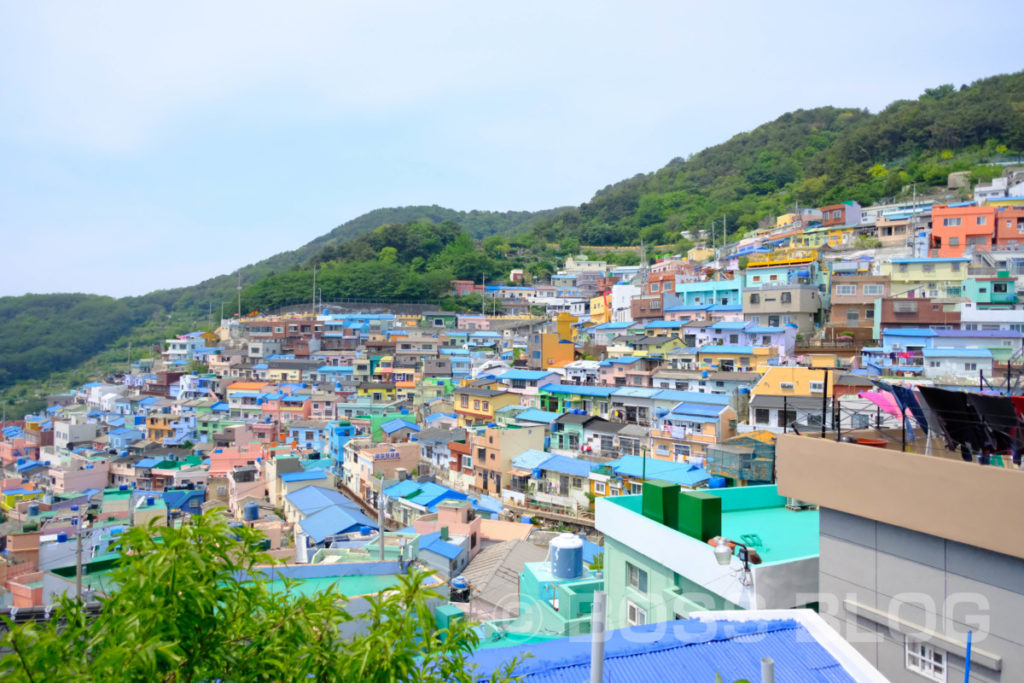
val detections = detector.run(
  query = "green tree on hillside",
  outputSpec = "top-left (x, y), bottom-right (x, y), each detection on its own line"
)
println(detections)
top-left (0, 512), bottom-right (522, 682)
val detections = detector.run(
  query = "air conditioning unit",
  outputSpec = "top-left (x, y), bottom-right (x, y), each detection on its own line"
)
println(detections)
top-left (785, 497), bottom-right (815, 511)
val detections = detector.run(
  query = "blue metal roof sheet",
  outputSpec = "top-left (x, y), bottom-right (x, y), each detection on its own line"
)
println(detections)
top-left (299, 505), bottom-right (377, 543)
top-left (468, 617), bottom-right (857, 682)
top-left (281, 470), bottom-right (328, 483)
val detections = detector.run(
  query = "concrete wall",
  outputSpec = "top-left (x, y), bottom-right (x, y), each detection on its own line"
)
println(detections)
top-left (817, 507), bottom-right (1022, 683)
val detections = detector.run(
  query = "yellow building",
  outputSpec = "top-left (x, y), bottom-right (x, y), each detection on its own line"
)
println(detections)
top-left (1, 488), bottom-right (43, 512)
top-left (453, 388), bottom-right (521, 427)
top-left (697, 345), bottom-right (775, 372)
top-left (555, 312), bottom-right (578, 342)
top-left (589, 294), bottom-right (611, 325)
top-left (267, 367), bottom-right (303, 382)
top-left (687, 243), bottom-right (715, 262)
top-left (750, 366), bottom-right (837, 398)
top-left (881, 257), bottom-right (970, 299)
top-left (356, 383), bottom-right (396, 401)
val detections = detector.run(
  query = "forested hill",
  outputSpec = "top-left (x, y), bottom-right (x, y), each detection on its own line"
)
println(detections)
top-left (4, 70), bottom-right (1024, 416)
top-left (528, 71), bottom-right (1024, 246)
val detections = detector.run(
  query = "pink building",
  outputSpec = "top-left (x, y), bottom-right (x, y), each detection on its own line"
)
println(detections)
top-left (208, 444), bottom-right (263, 477)
top-left (49, 457), bottom-right (110, 495)
top-left (457, 315), bottom-right (490, 331)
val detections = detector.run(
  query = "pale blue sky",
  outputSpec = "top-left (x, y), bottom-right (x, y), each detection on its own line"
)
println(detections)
top-left (1, 1), bottom-right (1019, 297)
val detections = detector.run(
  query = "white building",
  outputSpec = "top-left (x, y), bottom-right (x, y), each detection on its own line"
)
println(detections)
top-left (921, 348), bottom-right (994, 380)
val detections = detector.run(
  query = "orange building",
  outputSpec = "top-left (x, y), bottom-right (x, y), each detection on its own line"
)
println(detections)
top-left (931, 204), bottom-right (1024, 257)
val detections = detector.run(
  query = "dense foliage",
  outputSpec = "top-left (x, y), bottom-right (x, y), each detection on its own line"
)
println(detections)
top-left (0, 512), bottom-right (522, 682)
top-left (529, 71), bottom-right (1024, 247)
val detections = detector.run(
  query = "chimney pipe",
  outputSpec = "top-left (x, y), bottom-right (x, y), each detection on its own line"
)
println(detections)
top-left (761, 657), bottom-right (774, 683)
top-left (590, 590), bottom-right (606, 683)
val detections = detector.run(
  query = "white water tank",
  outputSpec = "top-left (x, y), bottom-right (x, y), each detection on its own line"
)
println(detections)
top-left (550, 532), bottom-right (584, 579)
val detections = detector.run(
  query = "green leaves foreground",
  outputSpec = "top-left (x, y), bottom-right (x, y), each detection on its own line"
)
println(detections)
top-left (0, 512), bottom-right (523, 682)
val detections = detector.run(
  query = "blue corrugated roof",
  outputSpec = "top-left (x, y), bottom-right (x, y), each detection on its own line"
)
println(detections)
top-left (709, 321), bottom-right (750, 330)
top-left (299, 505), bottom-right (377, 543)
top-left (285, 486), bottom-right (360, 516)
top-left (654, 390), bottom-right (731, 405)
top-left (535, 454), bottom-right (595, 477)
top-left (515, 409), bottom-right (563, 423)
top-left (698, 344), bottom-right (754, 355)
top-left (496, 369), bottom-right (557, 381)
top-left (468, 617), bottom-right (857, 682)
top-left (511, 449), bottom-right (554, 471)
top-left (540, 383), bottom-right (614, 397)
top-left (281, 470), bottom-right (328, 483)
top-left (607, 455), bottom-right (709, 487)
top-left (882, 329), bottom-right (937, 337)
top-left (419, 531), bottom-right (464, 560)
top-left (381, 418), bottom-right (420, 434)
top-left (134, 458), bottom-right (162, 469)
top-left (921, 348), bottom-right (993, 358)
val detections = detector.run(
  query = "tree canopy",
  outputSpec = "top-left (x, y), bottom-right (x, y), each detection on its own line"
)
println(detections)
top-left (0, 511), bottom-right (522, 682)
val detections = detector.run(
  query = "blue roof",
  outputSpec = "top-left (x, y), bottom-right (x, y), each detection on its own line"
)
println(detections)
top-left (15, 461), bottom-right (43, 473)
top-left (663, 305), bottom-right (710, 312)
top-left (709, 321), bottom-right (750, 330)
top-left (514, 408), bottom-right (563, 423)
top-left (281, 470), bottom-right (328, 483)
top-left (511, 449), bottom-right (554, 471)
top-left (882, 328), bottom-right (937, 337)
top-left (921, 348), bottom-right (993, 358)
top-left (419, 531), bottom-right (465, 560)
top-left (496, 369), bottom-right (557, 381)
top-left (706, 304), bottom-right (743, 311)
top-left (590, 322), bottom-right (635, 330)
top-left (380, 418), bottom-right (420, 435)
top-left (654, 390), bottom-right (731, 405)
top-left (668, 402), bottom-right (727, 419)
top-left (299, 505), bottom-right (377, 543)
top-left (698, 344), bottom-right (754, 355)
top-left (285, 486), bottom-right (361, 516)
top-left (540, 383), bottom-right (614, 397)
top-left (607, 455), bottom-right (710, 487)
top-left (468, 618), bottom-right (857, 682)
top-left (535, 454), bottom-right (595, 477)
top-left (598, 357), bottom-right (642, 366)
top-left (746, 326), bottom-right (786, 334)
top-left (134, 458), bottom-right (162, 469)
top-left (643, 320), bottom-right (685, 329)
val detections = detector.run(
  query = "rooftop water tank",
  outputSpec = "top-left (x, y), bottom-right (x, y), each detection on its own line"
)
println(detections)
top-left (146, 496), bottom-right (155, 506)
top-left (550, 532), bottom-right (584, 580)
top-left (242, 501), bottom-right (259, 522)
top-left (520, 515), bottom-right (533, 525)
top-left (56, 532), bottom-right (68, 543)
top-left (359, 525), bottom-right (372, 536)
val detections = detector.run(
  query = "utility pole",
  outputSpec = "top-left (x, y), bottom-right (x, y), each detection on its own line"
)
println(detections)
top-left (377, 499), bottom-right (385, 561)
top-left (312, 264), bottom-right (318, 317)
top-left (722, 214), bottom-right (727, 255)
top-left (236, 273), bottom-right (242, 318)
top-left (820, 368), bottom-right (829, 439)
top-left (481, 274), bottom-right (486, 316)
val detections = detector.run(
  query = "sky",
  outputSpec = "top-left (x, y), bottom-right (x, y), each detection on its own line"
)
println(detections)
top-left (0, 1), bottom-right (1020, 298)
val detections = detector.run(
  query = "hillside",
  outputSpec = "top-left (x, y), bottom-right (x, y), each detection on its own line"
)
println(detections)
top-left (529, 72), bottom-right (1024, 247)
top-left (4, 70), bottom-right (1024, 417)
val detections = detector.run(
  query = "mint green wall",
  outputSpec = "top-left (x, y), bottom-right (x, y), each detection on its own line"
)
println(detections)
top-left (605, 536), bottom-right (741, 630)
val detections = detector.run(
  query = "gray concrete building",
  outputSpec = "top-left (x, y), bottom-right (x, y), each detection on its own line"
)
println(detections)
top-left (779, 434), bottom-right (1024, 683)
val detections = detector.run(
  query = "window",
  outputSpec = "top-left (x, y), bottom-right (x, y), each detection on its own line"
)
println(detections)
top-left (994, 282), bottom-right (1008, 293)
top-left (809, 381), bottom-right (824, 393)
top-left (780, 292), bottom-right (792, 304)
top-left (626, 562), bottom-right (648, 593)
top-left (922, 264), bottom-right (935, 273)
top-left (594, 481), bottom-right (606, 494)
top-left (650, 282), bottom-right (660, 292)
top-left (846, 310), bottom-right (860, 323)
top-left (866, 308), bottom-right (875, 320)
top-left (833, 209), bottom-right (842, 220)
top-left (950, 262), bottom-right (960, 272)
top-left (976, 216), bottom-right (987, 225)
top-left (674, 444), bottom-right (691, 458)
top-left (572, 477), bottom-right (583, 489)
top-left (965, 363), bottom-right (978, 371)
top-left (863, 284), bottom-right (884, 296)
top-left (462, 455), bottom-right (472, 469)
top-left (627, 601), bottom-right (648, 626)
top-left (835, 284), bottom-right (857, 296)
top-left (905, 638), bottom-right (946, 681)
top-left (473, 400), bottom-right (480, 410)
top-left (754, 408), bottom-right (770, 424)
top-left (749, 293), bottom-right (760, 304)
top-left (942, 217), bottom-right (961, 227)
top-left (729, 334), bottom-right (739, 344)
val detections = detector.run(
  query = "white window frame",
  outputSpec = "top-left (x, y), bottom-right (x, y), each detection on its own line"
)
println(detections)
top-left (835, 284), bottom-right (857, 296)
top-left (594, 481), bottom-right (606, 495)
top-left (905, 638), bottom-right (946, 682)
top-left (626, 600), bottom-right (648, 626)
top-left (863, 284), bottom-right (884, 296)
top-left (809, 381), bottom-right (825, 394)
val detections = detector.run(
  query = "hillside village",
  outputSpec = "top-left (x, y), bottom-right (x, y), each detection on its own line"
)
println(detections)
top-left (3, 173), bottom-right (1024, 681)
